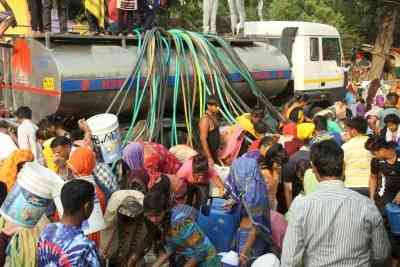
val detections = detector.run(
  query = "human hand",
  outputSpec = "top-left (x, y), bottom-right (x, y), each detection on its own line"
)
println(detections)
top-left (223, 199), bottom-right (236, 210)
top-left (239, 253), bottom-right (249, 266)
top-left (393, 192), bottom-right (400, 205)
top-left (2, 221), bottom-right (20, 236)
top-left (78, 119), bottom-right (91, 133)
top-left (127, 254), bottom-right (138, 267)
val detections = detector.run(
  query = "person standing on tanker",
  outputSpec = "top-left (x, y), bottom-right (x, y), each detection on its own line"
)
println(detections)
top-left (202, 0), bottom-right (218, 34)
top-left (199, 96), bottom-right (220, 165)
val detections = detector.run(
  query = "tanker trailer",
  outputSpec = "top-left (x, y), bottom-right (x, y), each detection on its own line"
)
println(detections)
top-left (0, 33), bottom-right (290, 122)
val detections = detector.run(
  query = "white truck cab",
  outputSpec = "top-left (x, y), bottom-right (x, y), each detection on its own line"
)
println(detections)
top-left (245, 21), bottom-right (345, 103)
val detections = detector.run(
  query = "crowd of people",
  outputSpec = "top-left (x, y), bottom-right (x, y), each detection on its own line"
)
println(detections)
top-left (18, 0), bottom-right (164, 36)
top-left (0, 81), bottom-right (399, 267)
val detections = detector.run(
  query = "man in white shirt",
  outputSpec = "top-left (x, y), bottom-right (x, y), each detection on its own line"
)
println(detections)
top-left (0, 121), bottom-right (17, 161)
top-left (15, 106), bottom-right (42, 163)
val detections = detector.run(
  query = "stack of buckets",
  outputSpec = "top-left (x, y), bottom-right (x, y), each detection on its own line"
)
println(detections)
top-left (0, 162), bottom-right (64, 228)
top-left (386, 203), bottom-right (400, 236)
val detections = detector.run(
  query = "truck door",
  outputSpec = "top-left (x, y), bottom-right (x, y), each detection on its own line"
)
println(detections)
top-left (319, 37), bottom-right (344, 91)
top-left (301, 36), bottom-right (322, 92)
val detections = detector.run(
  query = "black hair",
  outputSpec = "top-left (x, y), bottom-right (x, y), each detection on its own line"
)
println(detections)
top-left (70, 128), bottom-right (85, 142)
top-left (251, 105), bottom-right (265, 118)
top-left (295, 159), bottom-right (311, 179)
top-left (345, 108), bottom-right (353, 119)
top-left (0, 121), bottom-right (9, 129)
top-left (365, 136), bottom-right (384, 152)
top-left (150, 174), bottom-right (171, 197)
top-left (384, 114), bottom-right (400, 125)
top-left (386, 93), bottom-right (399, 106)
top-left (260, 135), bottom-right (275, 148)
top-left (374, 140), bottom-right (398, 151)
top-left (313, 115), bottom-right (328, 132)
top-left (207, 95), bottom-right (219, 106)
top-left (254, 121), bottom-right (269, 135)
top-left (0, 181), bottom-right (7, 207)
top-left (38, 118), bottom-right (52, 130)
top-left (47, 113), bottom-right (66, 128)
top-left (345, 117), bottom-right (368, 134)
top-left (15, 106), bottom-right (32, 119)
top-left (61, 179), bottom-right (95, 215)
top-left (192, 154), bottom-right (209, 174)
top-left (260, 143), bottom-right (288, 169)
top-left (310, 140), bottom-right (344, 178)
top-left (36, 127), bottom-right (54, 141)
top-left (143, 190), bottom-right (169, 214)
top-left (50, 136), bottom-right (72, 148)
top-left (289, 107), bottom-right (304, 123)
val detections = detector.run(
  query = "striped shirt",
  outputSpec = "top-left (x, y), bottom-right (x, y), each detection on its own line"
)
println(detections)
top-left (281, 180), bottom-right (390, 267)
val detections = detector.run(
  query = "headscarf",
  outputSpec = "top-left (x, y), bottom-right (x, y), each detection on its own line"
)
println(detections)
top-left (0, 149), bottom-right (34, 191)
top-left (225, 157), bottom-right (271, 234)
top-left (123, 142), bottom-right (144, 170)
top-left (67, 147), bottom-right (96, 176)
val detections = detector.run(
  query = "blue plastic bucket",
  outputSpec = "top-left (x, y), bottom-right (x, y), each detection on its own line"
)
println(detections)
top-left (386, 203), bottom-right (400, 236)
top-left (87, 113), bottom-right (122, 164)
top-left (197, 198), bottom-right (240, 252)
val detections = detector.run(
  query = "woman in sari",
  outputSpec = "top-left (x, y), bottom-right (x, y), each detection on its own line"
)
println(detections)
top-left (143, 191), bottom-right (221, 267)
top-left (225, 157), bottom-right (272, 266)
top-left (123, 142), bottom-right (183, 196)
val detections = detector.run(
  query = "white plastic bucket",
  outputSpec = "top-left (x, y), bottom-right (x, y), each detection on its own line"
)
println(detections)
top-left (87, 113), bottom-right (122, 164)
top-left (209, 165), bottom-right (230, 197)
top-left (0, 162), bottom-right (64, 228)
top-left (54, 177), bottom-right (106, 235)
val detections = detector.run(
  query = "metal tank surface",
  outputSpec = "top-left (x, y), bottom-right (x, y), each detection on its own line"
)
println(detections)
top-left (1, 34), bottom-right (290, 121)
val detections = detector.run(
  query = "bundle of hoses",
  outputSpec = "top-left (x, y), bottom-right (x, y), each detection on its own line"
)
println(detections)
top-left (106, 28), bottom-right (283, 147)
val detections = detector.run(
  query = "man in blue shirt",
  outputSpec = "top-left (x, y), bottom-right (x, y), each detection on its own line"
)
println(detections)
top-left (37, 179), bottom-right (101, 267)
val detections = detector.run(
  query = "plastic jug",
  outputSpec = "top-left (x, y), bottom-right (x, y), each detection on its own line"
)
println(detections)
top-left (386, 203), bottom-right (400, 236)
top-left (197, 198), bottom-right (240, 252)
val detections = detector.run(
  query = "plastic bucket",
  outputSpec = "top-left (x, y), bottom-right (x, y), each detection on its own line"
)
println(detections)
top-left (210, 165), bottom-right (230, 197)
top-left (87, 113), bottom-right (122, 164)
top-left (54, 177), bottom-right (106, 235)
top-left (197, 198), bottom-right (240, 252)
top-left (0, 162), bottom-right (64, 228)
top-left (386, 203), bottom-right (400, 236)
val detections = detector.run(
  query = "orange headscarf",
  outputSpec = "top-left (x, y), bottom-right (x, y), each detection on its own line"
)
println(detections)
top-left (67, 147), bottom-right (96, 176)
top-left (0, 149), bottom-right (34, 191)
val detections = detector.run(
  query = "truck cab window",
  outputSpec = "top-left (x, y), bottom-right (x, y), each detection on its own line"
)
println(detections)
top-left (310, 38), bottom-right (319, 61)
top-left (322, 38), bottom-right (341, 65)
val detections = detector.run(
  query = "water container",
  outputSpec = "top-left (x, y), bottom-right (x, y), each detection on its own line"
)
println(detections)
top-left (197, 198), bottom-right (240, 252)
top-left (87, 113), bottom-right (122, 164)
top-left (0, 162), bottom-right (64, 228)
top-left (386, 203), bottom-right (400, 236)
top-left (54, 177), bottom-right (106, 235)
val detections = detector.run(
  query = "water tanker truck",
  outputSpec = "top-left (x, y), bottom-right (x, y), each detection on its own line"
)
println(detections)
top-left (0, 21), bottom-right (345, 123)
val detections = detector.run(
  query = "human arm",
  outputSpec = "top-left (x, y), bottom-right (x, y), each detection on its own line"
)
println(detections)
top-left (17, 126), bottom-right (29, 150)
top-left (369, 174), bottom-right (378, 201)
top-left (151, 252), bottom-right (172, 267)
top-left (183, 258), bottom-right (198, 267)
top-left (284, 182), bottom-right (293, 208)
top-left (199, 117), bottom-right (214, 165)
top-left (370, 206), bottom-right (391, 264)
top-left (280, 199), bottom-right (305, 267)
top-left (238, 217), bottom-right (257, 266)
top-left (78, 119), bottom-right (93, 148)
top-left (393, 191), bottom-right (400, 204)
